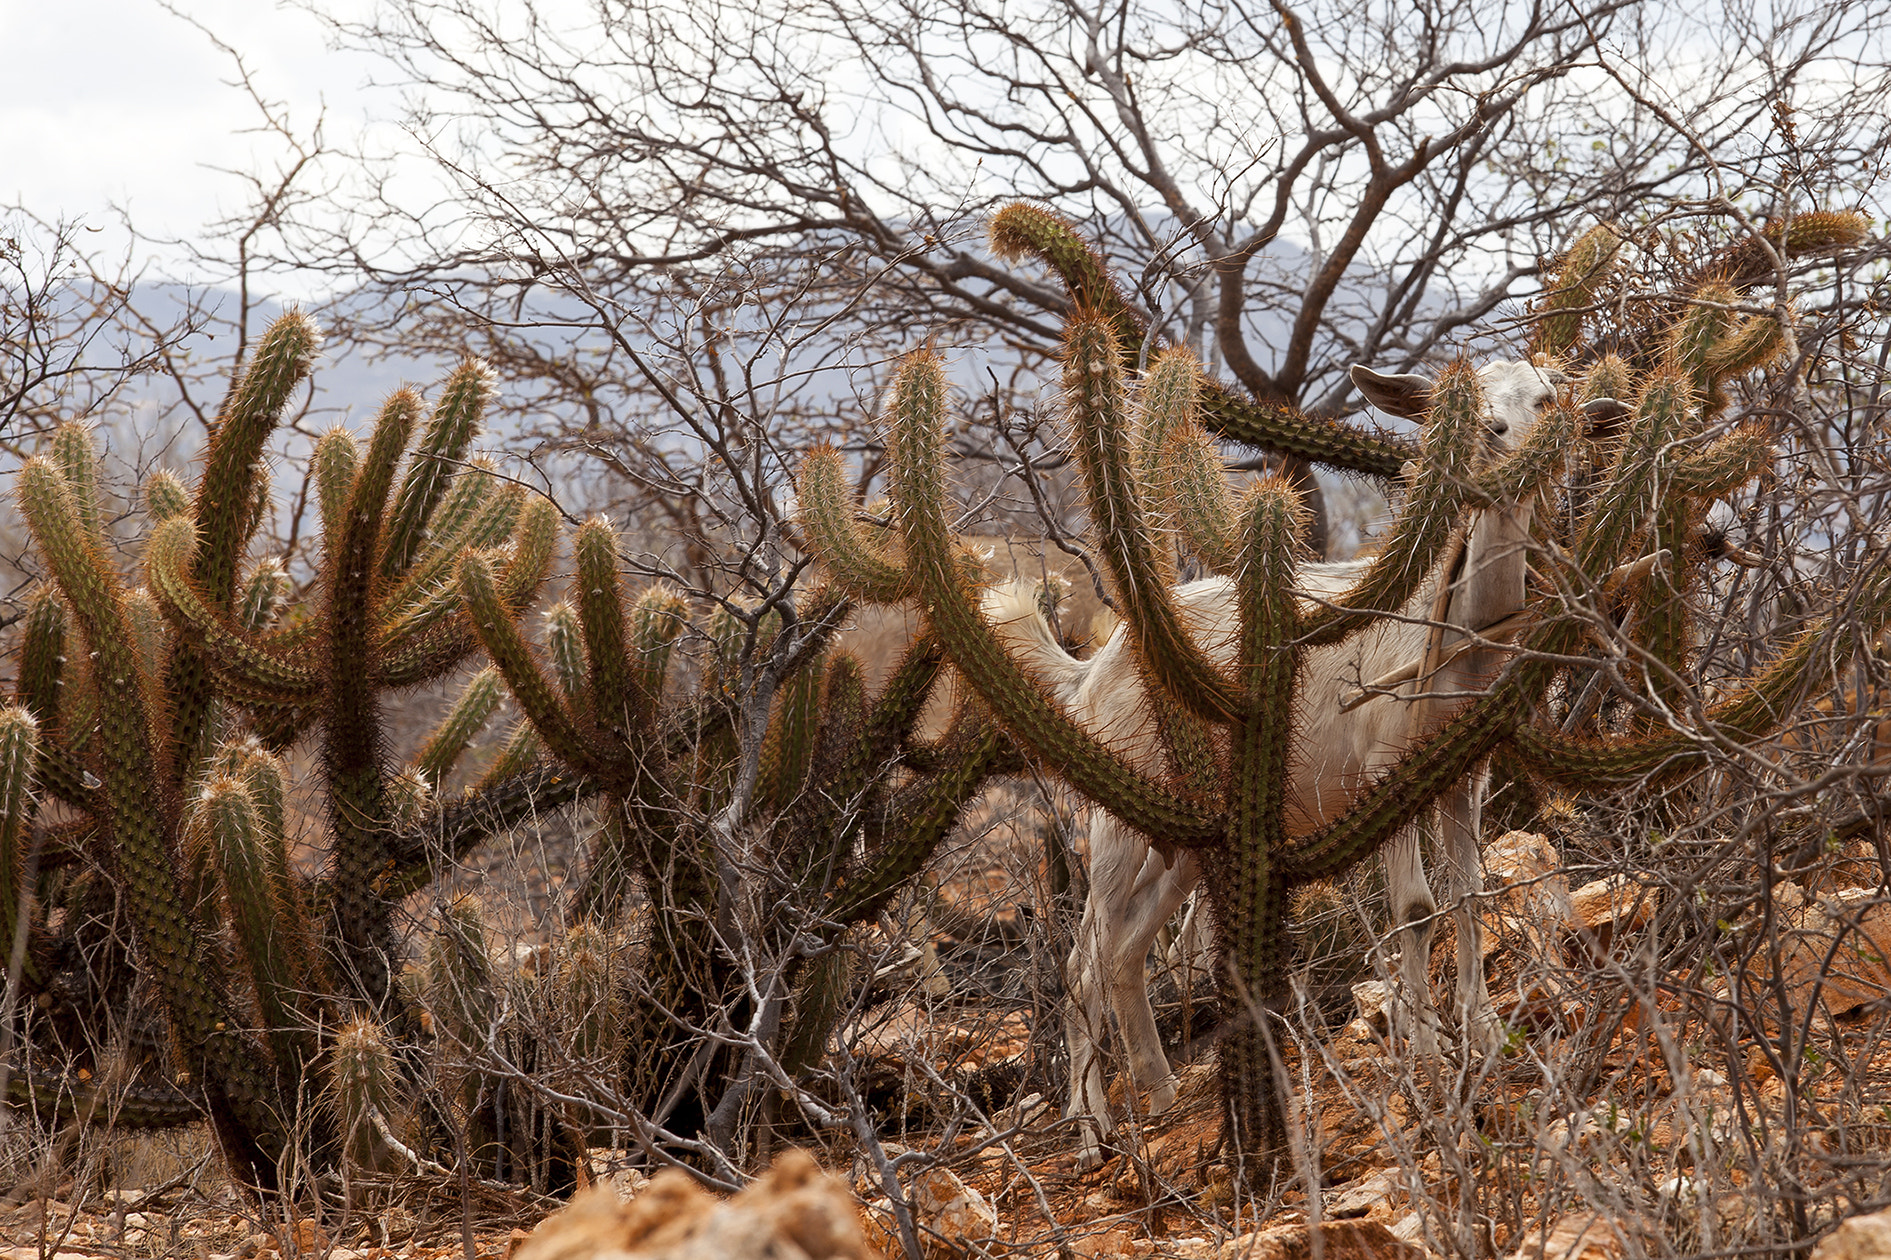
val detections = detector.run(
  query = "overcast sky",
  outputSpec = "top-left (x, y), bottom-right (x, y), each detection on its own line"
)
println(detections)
top-left (1, 0), bottom-right (376, 273)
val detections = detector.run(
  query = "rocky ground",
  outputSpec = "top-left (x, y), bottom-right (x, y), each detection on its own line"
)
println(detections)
top-left (8, 819), bottom-right (1891, 1260)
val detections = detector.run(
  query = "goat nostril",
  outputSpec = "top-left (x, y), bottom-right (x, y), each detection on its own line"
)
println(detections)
top-left (1489, 421), bottom-right (1509, 435)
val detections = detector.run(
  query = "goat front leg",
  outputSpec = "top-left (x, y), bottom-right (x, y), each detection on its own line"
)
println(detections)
top-left (1440, 770), bottom-right (1504, 1055)
top-left (1381, 824), bottom-right (1442, 1057)
top-left (1104, 848), bottom-right (1200, 1118)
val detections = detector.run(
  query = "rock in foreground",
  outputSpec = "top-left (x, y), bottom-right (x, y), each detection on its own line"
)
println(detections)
top-left (515, 1150), bottom-right (881, 1260)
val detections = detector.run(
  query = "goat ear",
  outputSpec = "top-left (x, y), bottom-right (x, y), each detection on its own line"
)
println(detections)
top-left (1581, 397), bottom-right (1631, 430)
top-left (1351, 364), bottom-right (1434, 419)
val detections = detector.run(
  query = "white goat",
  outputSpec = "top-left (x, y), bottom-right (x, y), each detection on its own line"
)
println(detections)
top-left (986, 360), bottom-right (1587, 1170)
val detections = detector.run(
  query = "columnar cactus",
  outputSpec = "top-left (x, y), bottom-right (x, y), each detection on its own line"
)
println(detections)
top-left (797, 209), bottom-right (1874, 1176)
top-left (2, 314), bottom-right (577, 1186)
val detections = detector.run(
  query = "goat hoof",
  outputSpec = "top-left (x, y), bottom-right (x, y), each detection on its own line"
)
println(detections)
top-left (1145, 1073), bottom-right (1180, 1116)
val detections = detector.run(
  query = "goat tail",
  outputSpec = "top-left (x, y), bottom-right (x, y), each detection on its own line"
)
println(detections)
top-left (981, 577), bottom-right (1092, 708)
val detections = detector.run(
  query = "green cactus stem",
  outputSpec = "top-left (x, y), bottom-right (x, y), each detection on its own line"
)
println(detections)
top-left (1532, 222), bottom-right (1623, 357)
top-left (0, 707), bottom-right (41, 990)
top-left (881, 350), bottom-right (1219, 846)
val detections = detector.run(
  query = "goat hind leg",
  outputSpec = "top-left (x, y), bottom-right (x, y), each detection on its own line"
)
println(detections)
top-left (1382, 824), bottom-right (1442, 1057)
top-left (1440, 772), bottom-right (1504, 1054)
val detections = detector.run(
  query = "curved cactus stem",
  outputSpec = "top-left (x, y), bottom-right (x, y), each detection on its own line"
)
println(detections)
top-left (827, 711), bottom-right (1017, 925)
top-left (796, 446), bottom-right (909, 603)
top-left (145, 520), bottom-right (321, 702)
top-left (1710, 210), bottom-right (1870, 290)
top-left (383, 358), bottom-right (493, 576)
top-left (200, 773), bottom-right (314, 1078)
top-left (144, 469), bottom-right (191, 523)
top-left (884, 351), bottom-right (1219, 846)
top-left (381, 763), bottom-right (597, 902)
top-left (414, 667), bottom-right (506, 786)
top-left (1299, 361), bottom-right (1484, 647)
top-left (1673, 427), bottom-right (1773, 500)
top-left (0, 707), bottom-right (41, 992)
top-left (167, 313), bottom-right (321, 796)
top-left (1516, 557), bottom-right (1891, 786)
top-left (13, 591), bottom-right (65, 728)
top-left (460, 552), bottom-right (620, 783)
top-left (1532, 222), bottom-right (1623, 357)
top-left (1065, 312), bottom-right (1242, 723)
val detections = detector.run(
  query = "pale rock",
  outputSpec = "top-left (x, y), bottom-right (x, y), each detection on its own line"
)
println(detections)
top-left (1506, 1212), bottom-right (1651, 1260)
top-left (1213, 1220), bottom-right (1427, 1260)
top-left (1327, 1168), bottom-right (1406, 1219)
top-left (1809, 1207), bottom-right (1891, 1259)
top-left (514, 1149), bottom-right (879, 1260)
top-left (1568, 876), bottom-right (1651, 953)
top-left (909, 1165), bottom-right (998, 1250)
top-left (1480, 832), bottom-right (1576, 965)
top-left (1352, 980), bottom-right (1394, 1035)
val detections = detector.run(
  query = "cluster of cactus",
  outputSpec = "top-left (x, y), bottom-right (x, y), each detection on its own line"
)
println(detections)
top-left (797, 205), bottom-right (1879, 1177)
top-left (0, 316), bottom-right (608, 1187)
top-left (455, 499), bottom-right (1022, 1133)
top-left (1, 310), bottom-right (1031, 1189)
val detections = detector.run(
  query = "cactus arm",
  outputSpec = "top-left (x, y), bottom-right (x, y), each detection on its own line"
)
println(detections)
top-left (759, 653), bottom-right (826, 812)
top-left (459, 552), bottom-right (620, 782)
top-left (574, 521), bottom-right (635, 735)
top-left (1516, 561), bottom-right (1891, 786)
top-left (194, 313), bottom-right (321, 605)
top-left (989, 202), bottom-right (1146, 347)
top-left (1673, 427), bottom-right (1774, 501)
top-left (1298, 361), bottom-right (1485, 647)
top-left (320, 389), bottom-right (422, 1012)
top-left (13, 591), bottom-right (65, 728)
top-left (413, 667), bottom-right (506, 786)
top-left (379, 762), bottom-right (597, 902)
top-left (144, 469), bottom-right (191, 523)
top-left (382, 359), bottom-right (492, 576)
top-left (1710, 210), bottom-right (1870, 290)
top-left (884, 351), bottom-right (1220, 846)
top-left (1156, 424), bottom-right (1242, 574)
top-left (1064, 312), bottom-right (1243, 723)
top-left (315, 427), bottom-right (360, 558)
top-left (1198, 382), bottom-right (1416, 480)
top-left (796, 446), bottom-right (910, 603)
top-left (200, 774), bottom-right (315, 1075)
top-left (826, 712), bottom-right (1015, 926)
top-left (50, 423), bottom-right (105, 539)
top-left (145, 520), bottom-right (322, 700)
top-left (376, 496), bottom-right (560, 689)
top-left (1282, 672), bottom-right (1530, 882)
top-left (1531, 222), bottom-right (1623, 357)
top-left (377, 479), bottom-right (523, 634)
top-left (628, 585), bottom-right (687, 723)
top-left (237, 559), bottom-right (289, 633)
top-left (988, 202), bottom-right (1416, 480)
top-left (0, 707), bottom-right (41, 991)
top-left (30, 736), bottom-right (95, 809)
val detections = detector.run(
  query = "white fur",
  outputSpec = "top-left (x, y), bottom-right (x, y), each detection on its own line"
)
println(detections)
top-left (982, 360), bottom-right (1561, 1170)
